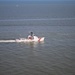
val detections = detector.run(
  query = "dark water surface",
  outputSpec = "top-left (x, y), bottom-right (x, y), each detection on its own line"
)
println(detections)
top-left (0, 25), bottom-right (75, 75)
top-left (0, 3), bottom-right (75, 75)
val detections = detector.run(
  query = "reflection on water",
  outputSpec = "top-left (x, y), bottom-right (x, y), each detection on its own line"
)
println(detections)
top-left (19, 41), bottom-right (44, 48)
top-left (26, 42), bottom-right (39, 48)
top-left (29, 41), bottom-right (44, 48)
top-left (19, 41), bottom-right (45, 56)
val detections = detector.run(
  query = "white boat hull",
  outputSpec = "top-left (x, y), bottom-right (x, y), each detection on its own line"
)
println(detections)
top-left (16, 37), bottom-right (45, 42)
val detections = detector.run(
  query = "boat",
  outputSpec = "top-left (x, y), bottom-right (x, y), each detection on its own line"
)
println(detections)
top-left (15, 37), bottom-right (45, 42)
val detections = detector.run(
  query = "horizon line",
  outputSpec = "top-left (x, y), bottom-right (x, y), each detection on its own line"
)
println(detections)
top-left (0, 18), bottom-right (75, 22)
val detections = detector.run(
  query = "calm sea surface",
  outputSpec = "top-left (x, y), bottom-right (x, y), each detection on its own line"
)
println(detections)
top-left (0, 3), bottom-right (75, 75)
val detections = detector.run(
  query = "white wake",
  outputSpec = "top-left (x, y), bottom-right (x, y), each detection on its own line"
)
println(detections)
top-left (0, 40), bottom-right (16, 43)
top-left (0, 37), bottom-right (45, 43)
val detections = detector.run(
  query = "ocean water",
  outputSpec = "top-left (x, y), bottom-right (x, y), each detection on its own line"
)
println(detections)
top-left (0, 2), bottom-right (75, 75)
